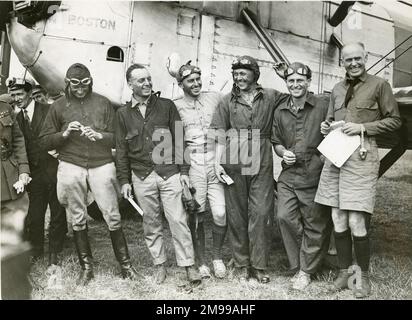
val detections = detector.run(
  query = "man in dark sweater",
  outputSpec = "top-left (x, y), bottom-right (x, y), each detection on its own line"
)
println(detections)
top-left (115, 64), bottom-right (200, 285)
top-left (39, 63), bottom-right (137, 285)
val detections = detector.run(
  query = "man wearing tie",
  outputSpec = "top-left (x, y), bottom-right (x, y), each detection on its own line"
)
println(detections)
top-left (9, 79), bottom-right (67, 266)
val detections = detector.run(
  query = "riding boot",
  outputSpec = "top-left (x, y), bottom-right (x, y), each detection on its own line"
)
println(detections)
top-left (110, 228), bottom-right (138, 280)
top-left (73, 229), bottom-right (94, 285)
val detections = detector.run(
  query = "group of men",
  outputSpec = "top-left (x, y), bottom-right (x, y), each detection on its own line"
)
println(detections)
top-left (0, 42), bottom-right (401, 299)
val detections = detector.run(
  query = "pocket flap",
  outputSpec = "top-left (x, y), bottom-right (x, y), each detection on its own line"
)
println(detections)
top-left (125, 131), bottom-right (139, 140)
top-left (355, 99), bottom-right (378, 110)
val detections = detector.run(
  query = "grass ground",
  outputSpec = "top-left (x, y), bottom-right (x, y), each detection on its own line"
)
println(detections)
top-left (30, 151), bottom-right (412, 300)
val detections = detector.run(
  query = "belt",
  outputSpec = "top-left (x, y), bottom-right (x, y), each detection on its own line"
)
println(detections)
top-left (239, 131), bottom-right (270, 140)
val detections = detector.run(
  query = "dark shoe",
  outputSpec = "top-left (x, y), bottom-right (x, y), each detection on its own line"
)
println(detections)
top-left (122, 266), bottom-right (139, 280)
top-left (250, 268), bottom-right (270, 284)
top-left (73, 230), bottom-right (94, 286)
top-left (154, 264), bottom-right (167, 284)
top-left (30, 247), bottom-right (44, 264)
top-left (110, 228), bottom-right (138, 280)
top-left (186, 266), bottom-right (201, 286)
top-left (354, 271), bottom-right (371, 298)
top-left (48, 252), bottom-right (59, 266)
top-left (30, 254), bottom-right (43, 265)
top-left (235, 266), bottom-right (249, 282)
top-left (328, 269), bottom-right (352, 292)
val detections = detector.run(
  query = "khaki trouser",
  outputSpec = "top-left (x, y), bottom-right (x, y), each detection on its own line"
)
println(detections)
top-left (131, 171), bottom-right (195, 267)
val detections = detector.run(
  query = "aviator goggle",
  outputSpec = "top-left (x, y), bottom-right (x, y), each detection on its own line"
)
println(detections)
top-left (232, 58), bottom-right (252, 67)
top-left (284, 66), bottom-right (311, 79)
top-left (66, 77), bottom-right (92, 86)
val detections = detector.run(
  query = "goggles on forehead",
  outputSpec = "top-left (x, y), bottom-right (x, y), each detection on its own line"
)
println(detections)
top-left (232, 58), bottom-right (252, 66)
top-left (181, 67), bottom-right (201, 78)
top-left (284, 67), bottom-right (310, 78)
top-left (67, 77), bottom-right (91, 86)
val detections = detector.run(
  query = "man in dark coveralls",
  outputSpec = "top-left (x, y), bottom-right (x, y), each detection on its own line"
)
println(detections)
top-left (210, 55), bottom-right (287, 283)
top-left (271, 62), bottom-right (332, 291)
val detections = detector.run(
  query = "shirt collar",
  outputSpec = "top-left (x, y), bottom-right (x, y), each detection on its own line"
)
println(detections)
top-left (183, 92), bottom-right (205, 106)
top-left (230, 84), bottom-right (263, 101)
top-left (22, 99), bottom-right (35, 114)
top-left (345, 70), bottom-right (367, 84)
top-left (131, 94), bottom-right (151, 108)
top-left (279, 92), bottom-right (314, 110)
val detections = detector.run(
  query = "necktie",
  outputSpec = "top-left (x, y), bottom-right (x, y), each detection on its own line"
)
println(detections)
top-left (23, 109), bottom-right (31, 126)
top-left (344, 78), bottom-right (360, 108)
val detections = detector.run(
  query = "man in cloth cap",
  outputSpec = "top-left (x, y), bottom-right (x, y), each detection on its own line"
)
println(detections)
top-left (210, 55), bottom-right (287, 283)
top-left (9, 78), bottom-right (67, 265)
top-left (271, 62), bottom-right (332, 291)
top-left (173, 62), bottom-right (227, 279)
top-left (39, 63), bottom-right (138, 285)
top-left (316, 42), bottom-right (401, 298)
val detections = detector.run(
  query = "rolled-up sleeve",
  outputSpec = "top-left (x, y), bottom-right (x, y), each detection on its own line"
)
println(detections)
top-left (363, 81), bottom-right (402, 135)
top-left (271, 109), bottom-right (282, 146)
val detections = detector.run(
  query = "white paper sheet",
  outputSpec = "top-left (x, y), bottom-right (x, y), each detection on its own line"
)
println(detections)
top-left (317, 128), bottom-right (360, 168)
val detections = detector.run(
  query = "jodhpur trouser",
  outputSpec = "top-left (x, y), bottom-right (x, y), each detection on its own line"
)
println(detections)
top-left (224, 164), bottom-right (274, 270)
top-left (56, 161), bottom-right (122, 232)
top-left (277, 181), bottom-right (332, 273)
top-left (131, 171), bottom-right (195, 267)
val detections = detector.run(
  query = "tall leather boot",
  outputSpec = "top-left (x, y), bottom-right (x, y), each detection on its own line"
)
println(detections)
top-left (73, 230), bottom-right (94, 285)
top-left (110, 228), bottom-right (138, 280)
